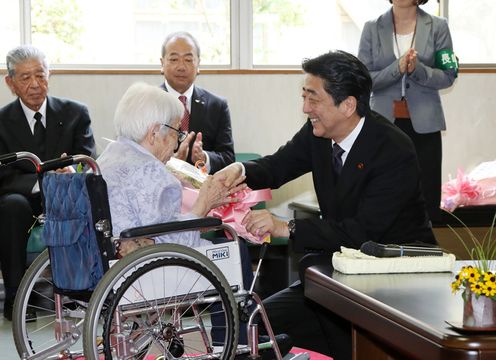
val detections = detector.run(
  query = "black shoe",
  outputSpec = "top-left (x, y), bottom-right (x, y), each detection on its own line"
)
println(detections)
top-left (3, 299), bottom-right (37, 323)
top-left (25, 307), bottom-right (37, 323)
top-left (258, 334), bottom-right (293, 360)
top-left (235, 334), bottom-right (293, 360)
top-left (3, 298), bottom-right (13, 321)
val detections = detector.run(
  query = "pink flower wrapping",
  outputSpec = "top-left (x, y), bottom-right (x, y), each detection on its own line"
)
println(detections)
top-left (182, 187), bottom-right (272, 243)
top-left (441, 169), bottom-right (481, 212)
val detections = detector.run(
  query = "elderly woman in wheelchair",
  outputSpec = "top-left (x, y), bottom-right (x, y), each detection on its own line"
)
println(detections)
top-left (97, 82), bottom-right (246, 256)
top-left (5, 83), bottom-right (292, 360)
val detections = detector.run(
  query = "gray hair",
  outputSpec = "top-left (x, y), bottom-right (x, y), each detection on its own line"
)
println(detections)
top-left (161, 31), bottom-right (201, 58)
top-left (6, 45), bottom-right (49, 77)
top-left (114, 82), bottom-right (184, 142)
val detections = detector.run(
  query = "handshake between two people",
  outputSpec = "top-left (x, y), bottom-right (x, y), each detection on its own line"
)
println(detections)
top-left (200, 163), bottom-right (290, 242)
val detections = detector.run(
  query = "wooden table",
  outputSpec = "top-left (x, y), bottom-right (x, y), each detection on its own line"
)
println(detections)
top-left (305, 265), bottom-right (496, 360)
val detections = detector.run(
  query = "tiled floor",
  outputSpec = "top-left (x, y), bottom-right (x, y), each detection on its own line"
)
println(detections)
top-left (0, 281), bottom-right (18, 360)
top-left (0, 317), bottom-right (18, 360)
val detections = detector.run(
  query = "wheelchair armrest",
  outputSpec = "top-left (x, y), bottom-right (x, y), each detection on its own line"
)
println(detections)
top-left (120, 217), bottom-right (223, 239)
top-left (0, 151), bottom-right (41, 167)
top-left (0, 152), bottom-right (18, 165)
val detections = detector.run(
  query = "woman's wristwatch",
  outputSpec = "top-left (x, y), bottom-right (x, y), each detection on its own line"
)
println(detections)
top-left (287, 219), bottom-right (296, 239)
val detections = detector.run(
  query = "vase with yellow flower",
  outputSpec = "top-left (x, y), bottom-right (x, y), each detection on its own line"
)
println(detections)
top-left (450, 213), bottom-right (496, 328)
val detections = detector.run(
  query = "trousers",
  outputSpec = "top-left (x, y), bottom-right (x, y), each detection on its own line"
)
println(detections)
top-left (0, 192), bottom-right (42, 299)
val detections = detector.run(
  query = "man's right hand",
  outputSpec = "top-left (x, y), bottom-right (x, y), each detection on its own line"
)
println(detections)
top-left (215, 162), bottom-right (243, 188)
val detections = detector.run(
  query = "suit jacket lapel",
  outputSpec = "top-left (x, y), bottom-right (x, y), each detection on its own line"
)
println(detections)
top-left (45, 97), bottom-right (64, 158)
top-left (190, 86), bottom-right (206, 131)
top-left (379, 9), bottom-right (395, 62)
top-left (314, 137), bottom-right (338, 219)
top-left (7, 99), bottom-right (38, 153)
top-left (335, 119), bottom-right (372, 204)
top-left (414, 8), bottom-right (432, 58)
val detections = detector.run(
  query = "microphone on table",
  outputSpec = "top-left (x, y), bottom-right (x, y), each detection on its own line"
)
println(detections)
top-left (360, 241), bottom-right (443, 257)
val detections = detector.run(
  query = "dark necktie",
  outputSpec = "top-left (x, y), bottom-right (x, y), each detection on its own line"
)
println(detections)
top-left (33, 112), bottom-right (46, 157)
top-left (332, 143), bottom-right (345, 176)
top-left (178, 95), bottom-right (190, 132)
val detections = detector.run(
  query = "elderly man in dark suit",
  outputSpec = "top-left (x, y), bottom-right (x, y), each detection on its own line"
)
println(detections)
top-left (218, 50), bottom-right (436, 359)
top-left (0, 45), bottom-right (96, 321)
top-left (159, 31), bottom-right (234, 174)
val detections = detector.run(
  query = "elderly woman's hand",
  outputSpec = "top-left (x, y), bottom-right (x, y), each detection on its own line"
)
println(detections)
top-left (191, 174), bottom-right (247, 217)
top-left (215, 162), bottom-right (245, 188)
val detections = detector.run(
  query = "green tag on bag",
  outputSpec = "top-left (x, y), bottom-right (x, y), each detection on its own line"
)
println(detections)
top-left (27, 226), bottom-right (46, 253)
top-left (435, 49), bottom-right (458, 76)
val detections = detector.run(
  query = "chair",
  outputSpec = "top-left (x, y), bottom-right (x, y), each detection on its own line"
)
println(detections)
top-left (2, 152), bottom-right (284, 360)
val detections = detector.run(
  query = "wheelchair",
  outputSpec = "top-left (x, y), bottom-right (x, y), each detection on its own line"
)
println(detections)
top-left (0, 152), bottom-right (283, 360)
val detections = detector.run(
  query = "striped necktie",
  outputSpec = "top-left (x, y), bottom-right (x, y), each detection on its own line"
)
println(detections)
top-left (178, 95), bottom-right (190, 132)
top-left (332, 143), bottom-right (345, 176)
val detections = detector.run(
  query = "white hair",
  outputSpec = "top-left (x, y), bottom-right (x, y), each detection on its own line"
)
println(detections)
top-left (6, 45), bottom-right (49, 77)
top-left (114, 82), bottom-right (184, 142)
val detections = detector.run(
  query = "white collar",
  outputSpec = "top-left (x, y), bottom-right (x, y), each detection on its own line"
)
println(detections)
top-left (333, 117), bottom-right (365, 163)
top-left (163, 80), bottom-right (195, 110)
top-left (20, 98), bottom-right (47, 130)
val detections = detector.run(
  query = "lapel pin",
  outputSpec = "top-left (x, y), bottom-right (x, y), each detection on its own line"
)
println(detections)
top-left (357, 162), bottom-right (364, 170)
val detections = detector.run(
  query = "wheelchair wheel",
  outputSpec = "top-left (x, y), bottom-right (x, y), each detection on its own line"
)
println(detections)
top-left (12, 250), bottom-right (87, 359)
top-left (83, 243), bottom-right (239, 360)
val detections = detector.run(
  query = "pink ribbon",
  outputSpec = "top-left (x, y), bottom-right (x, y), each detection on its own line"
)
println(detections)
top-left (441, 169), bottom-right (480, 212)
top-left (182, 187), bottom-right (272, 243)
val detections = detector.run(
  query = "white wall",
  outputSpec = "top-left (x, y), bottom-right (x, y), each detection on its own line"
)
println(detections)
top-left (1, 72), bottom-right (495, 215)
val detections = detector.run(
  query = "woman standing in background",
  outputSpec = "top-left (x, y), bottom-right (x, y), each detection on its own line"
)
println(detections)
top-left (358, 0), bottom-right (457, 223)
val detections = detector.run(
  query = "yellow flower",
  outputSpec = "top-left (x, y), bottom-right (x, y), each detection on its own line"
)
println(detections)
top-left (484, 271), bottom-right (496, 283)
top-left (464, 267), bottom-right (481, 283)
top-left (470, 282), bottom-right (484, 296)
top-left (447, 211), bottom-right (496, 299)
top-left (458, 266), bottom-right (471, 280)
top-left (451, 280), bottom-right (461, 293)
top-left (483, 283), bottom-right (496, 297)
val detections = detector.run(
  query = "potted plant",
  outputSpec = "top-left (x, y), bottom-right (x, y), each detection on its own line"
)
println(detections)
top-left (450, 213), bottom-right (496, 328)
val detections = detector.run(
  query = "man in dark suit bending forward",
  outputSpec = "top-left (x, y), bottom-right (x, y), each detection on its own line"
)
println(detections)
top-left (0, 45), bottom-right (96, 321)
top-left (218, 50), bottom-right (437, 359)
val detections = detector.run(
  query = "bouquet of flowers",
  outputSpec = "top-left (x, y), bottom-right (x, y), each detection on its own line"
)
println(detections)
top-left (166, 157), bottom-right (272, 243)
top-left (441, 161), bottom-right (496, 212)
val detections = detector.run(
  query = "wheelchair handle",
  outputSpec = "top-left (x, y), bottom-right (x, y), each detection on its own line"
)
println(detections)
top-left (0, 151), bottom-right (41, 167)
top-left (38, 155), bottom-right (101, 175)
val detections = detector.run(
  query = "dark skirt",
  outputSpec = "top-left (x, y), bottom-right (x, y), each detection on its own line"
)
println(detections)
top-left (394, 118), bottom-right (442, 223)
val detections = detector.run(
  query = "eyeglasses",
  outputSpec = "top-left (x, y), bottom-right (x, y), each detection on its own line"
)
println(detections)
top-left (161, 123), bottom-right (187, 143)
